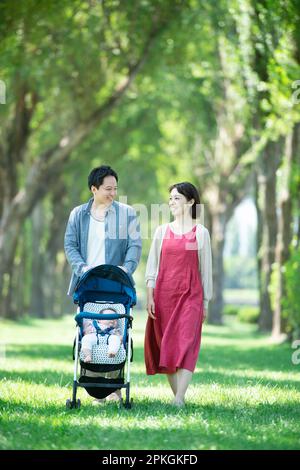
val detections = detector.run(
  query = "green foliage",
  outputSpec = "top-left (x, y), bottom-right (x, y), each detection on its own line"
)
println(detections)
top-left (223, 304), bottom-right (239, 316)
top-left (237, 306), bottom-right (260, 324)
top-left (283, 245), bottom-right (300, 340)
top-left (224, 304), bottom-right (259, 323)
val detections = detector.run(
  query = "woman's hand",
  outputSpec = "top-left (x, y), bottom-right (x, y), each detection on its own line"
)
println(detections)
top-left (202, 309), bottom-right (207, 323)
top-left (147, 287), bottom-right (156, 320)
top-left (147, 299), bottom-right (156, 319)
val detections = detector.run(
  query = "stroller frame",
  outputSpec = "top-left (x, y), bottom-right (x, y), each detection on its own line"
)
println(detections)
top-left (66, 265), bottom-right (136, 410)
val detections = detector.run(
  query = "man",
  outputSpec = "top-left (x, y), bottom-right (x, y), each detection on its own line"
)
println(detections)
top-left (64, 165), bottom-right (142, 401)
top-left (64, 165), bottom-right (141, 294)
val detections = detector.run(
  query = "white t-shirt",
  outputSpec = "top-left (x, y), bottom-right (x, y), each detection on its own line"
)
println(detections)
top-left (86, 216), bottom-right (105, 267)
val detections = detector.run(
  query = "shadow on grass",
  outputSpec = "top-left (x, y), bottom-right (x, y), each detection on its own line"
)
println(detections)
top-left (202, 328), bottom-right (262, 341)
top-left (1, 396), bottom-right (299, 450)
top-left (1, 366), bottom-right (299, 391)
top-left (4, 340), bottom-right (296, 371)
top-left (200, 343), bottom-right (297, 374)
top-left (1, 394), bottom-right (300, 417)
top-left (1, 341), bottom-right (299, 390)
top-left (1, 319), bottom-right (299, 450)
top-left (4, 344), bottom-right (72, 361)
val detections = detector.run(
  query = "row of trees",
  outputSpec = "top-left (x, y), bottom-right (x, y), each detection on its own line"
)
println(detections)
top-left (0, 0), bottom-right (300, 339)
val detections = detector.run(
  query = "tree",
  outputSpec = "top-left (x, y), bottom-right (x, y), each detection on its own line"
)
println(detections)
top-left (0, 0), bottom-right (187, 317)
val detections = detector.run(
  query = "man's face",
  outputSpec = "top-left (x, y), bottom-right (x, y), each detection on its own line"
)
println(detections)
top-left (91, 176), bottom-right (118, 205)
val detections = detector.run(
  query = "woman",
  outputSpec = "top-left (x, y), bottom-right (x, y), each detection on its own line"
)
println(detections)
top-left (144, 182), bottom-right (213, 407)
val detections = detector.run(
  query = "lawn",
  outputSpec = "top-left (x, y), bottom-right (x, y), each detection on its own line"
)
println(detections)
top-left (0, 312), bottom-right (299, 450)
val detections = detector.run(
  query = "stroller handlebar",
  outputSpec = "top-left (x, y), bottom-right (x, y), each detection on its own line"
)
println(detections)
top-left (75, 311), bottom-right (133, 323)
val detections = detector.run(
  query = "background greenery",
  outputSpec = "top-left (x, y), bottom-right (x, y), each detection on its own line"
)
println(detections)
top-left (0, 0), bottom-right (300, 451)
top-left (1, 0), bottom-right (300, 338)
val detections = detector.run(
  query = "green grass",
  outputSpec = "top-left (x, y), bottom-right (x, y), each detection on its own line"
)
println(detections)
top-left (0, 312), bottom-right (299, 450)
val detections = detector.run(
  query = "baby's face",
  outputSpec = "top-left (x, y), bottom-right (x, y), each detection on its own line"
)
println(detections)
top-left (101, 309), bottom-right (116, 316)
top-left (100, 309), bottom-right (117, 326)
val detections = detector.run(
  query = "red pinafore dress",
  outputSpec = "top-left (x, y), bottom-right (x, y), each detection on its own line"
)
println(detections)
top-left (144, 225), bottom-right (204, 374)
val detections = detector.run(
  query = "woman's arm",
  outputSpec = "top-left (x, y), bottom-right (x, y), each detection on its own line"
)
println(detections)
top-left (147, 286), bottom-right (156, 319)
top-left (145, 226), bottom-right (164, 288)
top-left (145, 226), bottom-right (165, 319)
top-left (200, 227), bottom-right (213, 311)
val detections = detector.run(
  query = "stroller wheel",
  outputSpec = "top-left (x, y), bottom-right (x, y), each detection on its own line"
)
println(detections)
top-left (124, 398), bottom-right (133, 410)
top-left (66, 399), bottom-right (73, 409)
top-left (66, 398), bottom-right (81, 410)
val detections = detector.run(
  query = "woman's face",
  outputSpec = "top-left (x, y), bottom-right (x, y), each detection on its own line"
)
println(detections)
top-left (169, 188), bottom-right (193, 218)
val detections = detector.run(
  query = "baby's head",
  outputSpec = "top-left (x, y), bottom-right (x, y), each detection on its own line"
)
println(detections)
top-left (99, 307), bottom-right (118, 326)
top-left (100, 307), bottom-right (117, 316)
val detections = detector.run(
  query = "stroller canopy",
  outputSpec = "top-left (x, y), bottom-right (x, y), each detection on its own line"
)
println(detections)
top-left (73, 264), bottom-right (136, 308)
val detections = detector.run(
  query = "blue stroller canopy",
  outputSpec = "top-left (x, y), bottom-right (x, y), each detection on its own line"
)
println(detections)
top-left (73, 264), bottom-right (136, 308)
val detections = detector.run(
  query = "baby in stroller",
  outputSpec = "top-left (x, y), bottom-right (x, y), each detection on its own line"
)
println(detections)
top-left (81, 307), bottom-right (122, 362)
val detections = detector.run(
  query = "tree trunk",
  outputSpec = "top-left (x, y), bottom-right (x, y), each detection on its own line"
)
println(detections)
top-left (272, 124), bottom-right (300, 338)
top-left (15, 234), bottom-right (27, 319)
top-left (0, 25), bottom-right (165, 317)
top-left (207, 182), bottom-right (240, 325)
top-left (255, 170), bottom-right (263, 305)
top-left (0, 262), bottom-right (16, 318)
top-left (44, 183), bottom-right (70, 317)
top-left (258, 139), bottom-right (283, 331)
top-left (29, 204), bottom-right (46, 317)
top-left (209, 209), bottom-right (227, 324)
top-left (204, 166), bottom-right (257, 325)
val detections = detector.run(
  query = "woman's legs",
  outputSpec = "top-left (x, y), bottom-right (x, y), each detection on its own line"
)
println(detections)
top-left (167, 373), bottom-right (178, 396)
top-left (172, 368), bottom-right (192, 406)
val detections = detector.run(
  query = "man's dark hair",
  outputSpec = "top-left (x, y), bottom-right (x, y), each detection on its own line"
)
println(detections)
top-left (169, 182), bottom-right (201, 219)
top-left (88, 166), bottom-right (118, 190)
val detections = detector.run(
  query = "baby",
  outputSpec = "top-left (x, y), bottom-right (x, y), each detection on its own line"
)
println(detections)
top-left (81, 307), bottom-right (122, 362)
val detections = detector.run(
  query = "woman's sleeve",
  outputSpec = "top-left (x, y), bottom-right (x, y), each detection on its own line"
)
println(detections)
top-left (200, 228), bottom-right (213, 309)
top-left (145, 226), bottom-right (161, 288)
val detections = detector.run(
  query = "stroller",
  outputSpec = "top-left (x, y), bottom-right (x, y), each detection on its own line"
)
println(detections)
top-left (66, 264), bottom-right (136, 410)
